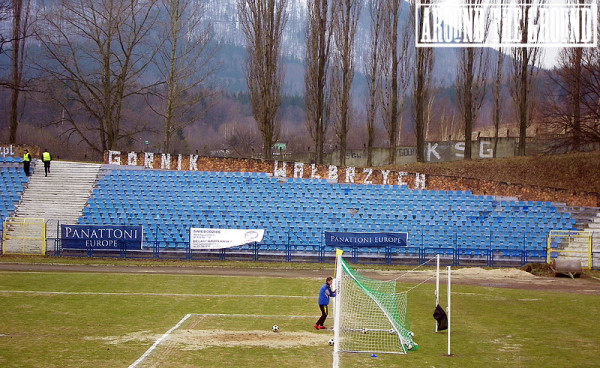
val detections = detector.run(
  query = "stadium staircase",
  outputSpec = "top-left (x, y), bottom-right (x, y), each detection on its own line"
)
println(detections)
top-left (554, 205), bottom-right (600, 269)
top-left (581, 210), bottom-right (600, 268)
top-left (4, 160), bottom-right (101, 253)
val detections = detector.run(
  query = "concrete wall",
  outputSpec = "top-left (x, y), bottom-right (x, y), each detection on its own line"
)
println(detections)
top-left (330, 137), bottom-right (517, 166)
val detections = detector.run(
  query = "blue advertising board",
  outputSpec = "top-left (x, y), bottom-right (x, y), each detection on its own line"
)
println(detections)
top-left (325, 231), bottom-right (408, 248)
top-left (61, 225), bottom-right (143, 250)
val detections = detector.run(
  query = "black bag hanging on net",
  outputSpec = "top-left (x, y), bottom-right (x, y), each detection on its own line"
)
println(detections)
top-left (433, 304), bottom-right (448, 331)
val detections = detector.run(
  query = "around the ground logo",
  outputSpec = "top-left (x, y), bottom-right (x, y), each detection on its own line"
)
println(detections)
top-left (415, 0), bottom-right (599, 47)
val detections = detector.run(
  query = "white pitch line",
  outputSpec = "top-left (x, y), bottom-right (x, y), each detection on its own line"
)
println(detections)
top-left (128, 313), bottom-right (192, 368)
top-left (0, 290), bottom-right (311, 298)
top-left (191, 313), bottom-right (315, 318)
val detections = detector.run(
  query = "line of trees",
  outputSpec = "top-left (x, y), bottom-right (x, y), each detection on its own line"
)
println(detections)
top-left (1, 0), bottom-right (599, 163)
top-left (1, 0), bottom-right (216, 157)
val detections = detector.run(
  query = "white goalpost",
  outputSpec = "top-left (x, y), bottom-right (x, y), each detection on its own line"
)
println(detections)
top-left (435, 255), bottom-right (452, 355)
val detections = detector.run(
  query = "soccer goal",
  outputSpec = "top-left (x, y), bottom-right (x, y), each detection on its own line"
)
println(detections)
top-left (2, 217), bottom-right (46, 256)
top-left (333, 255), bottom-right (416, 355)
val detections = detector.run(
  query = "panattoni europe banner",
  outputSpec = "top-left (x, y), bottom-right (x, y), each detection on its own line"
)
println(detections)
top-left (189, 228), bottom-right (265, 250)
top-left (325, 232), bottom-right (408, 248)
top-left (61, 225), bottom-right (143, 250)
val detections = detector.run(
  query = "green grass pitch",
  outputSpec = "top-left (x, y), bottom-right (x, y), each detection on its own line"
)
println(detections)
top-left (0, 270), bottom-right (599, 367)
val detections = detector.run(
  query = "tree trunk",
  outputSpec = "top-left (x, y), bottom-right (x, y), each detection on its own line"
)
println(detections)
top-left (463, 49), bottom-right (474, 161)
top-left (9, 0), bottom-right (23, 144)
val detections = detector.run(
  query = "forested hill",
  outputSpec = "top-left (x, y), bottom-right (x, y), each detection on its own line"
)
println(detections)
top-left (203, 0), bottom-right (511, 95)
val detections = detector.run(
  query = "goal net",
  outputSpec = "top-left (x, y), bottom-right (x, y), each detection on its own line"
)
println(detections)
top-left (2, 217), bottom-right (46, 256)
top-left (334, 256), bottom-right (416, 354)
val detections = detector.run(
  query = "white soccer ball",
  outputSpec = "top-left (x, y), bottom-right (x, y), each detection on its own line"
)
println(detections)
top-left (389, 329), bottom-right (396, 335)
top-left (409, 331), bottom-right (415, 337)
top-left (328, 338), bottom-right (335, 346)
top-left (272, 325), bottom-right (279, 332)
top-left (361, 328), bottom-right (368, 334)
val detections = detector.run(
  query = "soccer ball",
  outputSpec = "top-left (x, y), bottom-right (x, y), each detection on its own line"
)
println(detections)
top-left (389, 329), bottom-right (396, 335)
top-left (272, 325), bottom-right (279, 332)
top-left (361, 328), bottom-right (368, 334)
top-left (328, 338), bottom-right (335, 346)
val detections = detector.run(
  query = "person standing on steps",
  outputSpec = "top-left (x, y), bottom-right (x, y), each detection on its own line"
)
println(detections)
top-left (42, 149), bottom-right (52, 177)
top-left (23, 149), bottom-right (32, 177)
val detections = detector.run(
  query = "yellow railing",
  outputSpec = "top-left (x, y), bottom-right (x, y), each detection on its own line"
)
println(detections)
top-left (547, 230), bottom-right (592, 270)
top-left (2, 218), bottom-right (46, 256)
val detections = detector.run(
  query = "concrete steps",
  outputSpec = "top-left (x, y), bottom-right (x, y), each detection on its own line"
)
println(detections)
top-left (3, 160), bottom-right (100, 253)
top-left (587, 212), bottom-right (600, 267)
top-left (554, 204), bottom-right (600, 230)
top-left (551, 209), bottom-right (600, 269)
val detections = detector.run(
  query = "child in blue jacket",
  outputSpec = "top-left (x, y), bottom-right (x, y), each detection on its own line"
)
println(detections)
top-left (315, 277), bottom-right (336, 329)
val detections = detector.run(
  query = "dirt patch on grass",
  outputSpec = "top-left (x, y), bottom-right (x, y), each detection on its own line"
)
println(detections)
top-left (171, 329), bottom-right (326, 350)
top-left (90, 329), bottom-right (327, 350)
top-left (521, 263), bottom-right (555, 276)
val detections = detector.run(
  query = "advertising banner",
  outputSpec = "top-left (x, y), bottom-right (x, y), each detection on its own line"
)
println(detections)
top-left (325, 231), bottom-right (408, 248)
top-left (61, 225), bottom-right (143, 250)
top-left (190, 228), bottom-right (264, 250)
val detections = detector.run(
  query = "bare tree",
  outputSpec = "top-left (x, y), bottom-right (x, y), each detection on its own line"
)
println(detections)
top-left (455, 0), bottom-right (490, 160)
top-left (364, 0), bottom-right (384, 167)
top-left (237, 0), bottom-right (288, 160)
top-left (36, 0), bottom-right (161, 154)
top-left (541, 0), bottom-right (588, 152)
top-left (151, 0), bottom-right (216, 153)
top-left (304, 0), bottom-right (332, 164)
top-left (0, 0), bottom-right (11, 56)
top-left (542, 50), bottom-right (583, 152)
top-left (510, 0), bottom-right (544, 156)
top-left (491, 0), bottom-right (506, 158)
top-left (578, 13), bottom-right (600, 144)
top-left (409, 0), bottom-right (435, 162)
top-left (224, 123), bottom-right (260, 157)
top-left (580, 48), bottom-right (600, 144)
top-left (543, 44), bottom-right (600, 151)
top-left (381, 0), bottom-right (411, 165)
top-left (6, 0), bottom-right (35, 144)
top-left (330, 0), bottom-right (361, 166)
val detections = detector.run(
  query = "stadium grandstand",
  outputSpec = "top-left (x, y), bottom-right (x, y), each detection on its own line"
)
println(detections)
top-left (1, 156), bottom-right (598, 268)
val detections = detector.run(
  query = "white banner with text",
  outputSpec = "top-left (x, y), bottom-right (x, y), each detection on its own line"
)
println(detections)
top-left (189, 228), bottom-right (265, 250)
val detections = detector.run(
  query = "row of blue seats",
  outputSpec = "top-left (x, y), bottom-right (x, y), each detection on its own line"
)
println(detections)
top-left (102, 170), bottom-right (477, 193)
top-left (0, 156), bottom-right (24, 163)
top-left (81, 208), bottom-right (573, 229)
top-left (89, 186), bottom-right (554, 212)
top-left (82, 205), bottom-right (571, 224)
top-left (87, 191), bottom-right (540, 208)
top-left (80, 211), bottom-right (571, 228)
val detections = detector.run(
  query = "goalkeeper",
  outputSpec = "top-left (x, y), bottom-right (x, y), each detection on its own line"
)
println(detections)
top-left (314, 277), bottom-right (336, 329)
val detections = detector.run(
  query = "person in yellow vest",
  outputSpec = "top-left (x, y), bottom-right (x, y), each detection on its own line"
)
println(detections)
top-left (42, 149), bottom-right (52, 177)
top-left (23, 149), bottom-right (32, 177)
